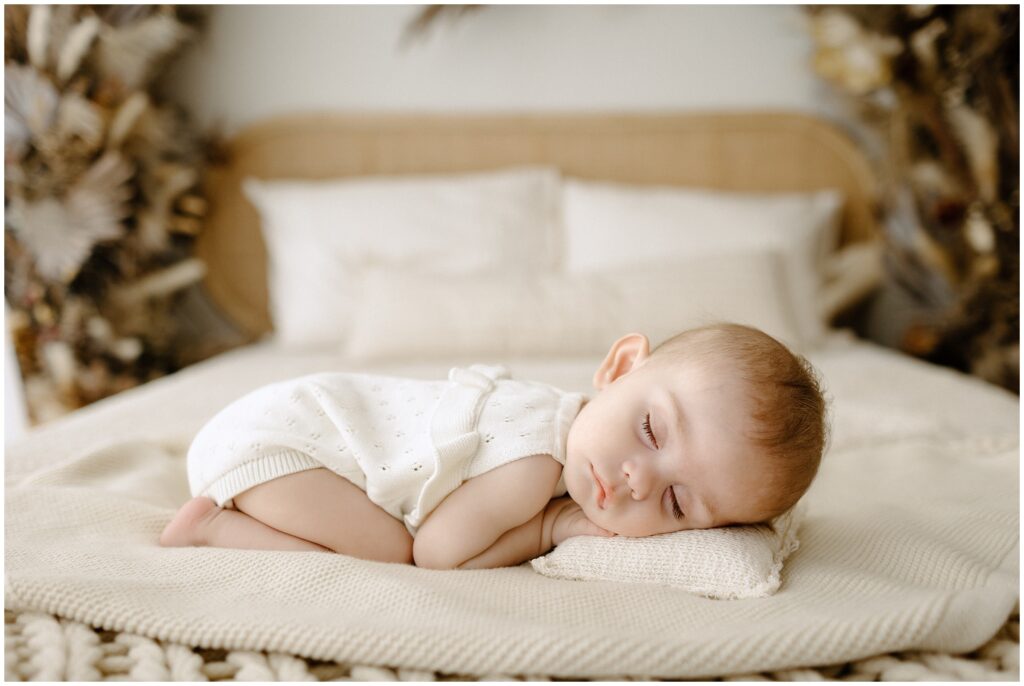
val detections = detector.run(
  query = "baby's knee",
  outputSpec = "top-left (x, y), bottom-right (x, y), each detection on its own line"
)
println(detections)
top-left (386, 534), bottom-right (414, 565)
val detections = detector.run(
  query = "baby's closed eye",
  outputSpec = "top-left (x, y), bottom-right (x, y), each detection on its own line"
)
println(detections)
top-left (642, 413), bottom-right (658, 448)
top-left (668, 487), bottom-right (684, 520)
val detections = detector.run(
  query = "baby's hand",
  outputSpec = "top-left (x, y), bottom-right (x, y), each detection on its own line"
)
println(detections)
top-left (545, 497), bottom-right (615, 547)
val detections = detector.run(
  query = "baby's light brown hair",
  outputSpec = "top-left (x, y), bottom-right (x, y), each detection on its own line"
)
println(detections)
top-left (651, 323), bottom-right (829, 521)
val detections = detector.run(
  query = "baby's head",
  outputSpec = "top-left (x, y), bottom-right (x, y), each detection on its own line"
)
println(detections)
top-left (564, 323), bottom-right (828, 537)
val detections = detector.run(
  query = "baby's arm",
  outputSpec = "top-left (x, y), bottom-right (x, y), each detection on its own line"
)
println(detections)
top-left (454, 496), bottom-right (612, 570)
top-left (413, 455), bottom-right (610, 569)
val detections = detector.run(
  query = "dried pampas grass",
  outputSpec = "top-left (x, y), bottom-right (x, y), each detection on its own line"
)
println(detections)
top-left (4, 6), bottom-right (224, 422)
top-left (806, 5), bottom-right (1019, 392)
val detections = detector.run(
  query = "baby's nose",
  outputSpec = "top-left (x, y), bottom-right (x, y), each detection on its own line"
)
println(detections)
top-left (621, 460), bottom-right (651, 500)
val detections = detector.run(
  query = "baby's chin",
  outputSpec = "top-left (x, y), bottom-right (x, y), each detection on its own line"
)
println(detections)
top-left (564, 483), bottom-right (589, 516)
top-left (565, 484), bottom-right (611, 530)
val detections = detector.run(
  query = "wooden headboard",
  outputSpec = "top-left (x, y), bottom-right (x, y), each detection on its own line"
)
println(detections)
top-left (196, 111), bottom-right (880, 338)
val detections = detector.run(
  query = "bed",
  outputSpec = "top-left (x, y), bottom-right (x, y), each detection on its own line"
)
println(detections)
top-left (5, 112), bottom-right (1019, 681)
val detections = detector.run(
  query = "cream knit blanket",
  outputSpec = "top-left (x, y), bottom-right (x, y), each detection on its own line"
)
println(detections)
top-left (6, 608), bottom-right (1020, 681)
top-left (5, 340), bottom-right (1019, 678)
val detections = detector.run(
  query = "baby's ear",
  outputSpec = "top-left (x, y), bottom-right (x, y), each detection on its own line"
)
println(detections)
top-left (593, 333), bottom-right (651, 390)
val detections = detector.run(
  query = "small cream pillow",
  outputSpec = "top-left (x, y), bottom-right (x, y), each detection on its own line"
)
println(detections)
top-left (243, 167), bottom-right (561, 347)
top-left (563, 180), bottom-right (843, 348)
top-left (344, 250), bottom-right (803, 361)
top-left (531, 504), bottom-right (805, 599)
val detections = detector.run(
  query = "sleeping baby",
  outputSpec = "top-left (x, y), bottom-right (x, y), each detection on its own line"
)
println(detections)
top-left (161, 323), bottom-right (828, 569)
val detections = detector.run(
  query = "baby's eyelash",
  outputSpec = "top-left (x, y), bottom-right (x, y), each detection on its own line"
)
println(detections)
top-left (669, 490), bottom-right (684, 520)
top-left (642, 413), bottom-right (658, 448)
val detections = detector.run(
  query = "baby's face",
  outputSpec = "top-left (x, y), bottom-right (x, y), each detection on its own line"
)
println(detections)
top-left (564, 335), bottom-right (774, 537)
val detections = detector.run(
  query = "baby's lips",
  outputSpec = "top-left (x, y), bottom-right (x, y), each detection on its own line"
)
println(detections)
top-left (590, 464), bottom-right (612, 508)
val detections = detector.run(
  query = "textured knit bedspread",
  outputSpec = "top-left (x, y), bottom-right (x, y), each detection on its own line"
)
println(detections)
top-left (5, 335), bottom-right (1019, 679)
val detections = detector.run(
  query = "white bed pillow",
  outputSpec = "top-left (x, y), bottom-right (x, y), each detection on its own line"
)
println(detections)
top-left (531, 503), bottom-right (805, 599)
top-left (243, 167), bottom-right (561, 347)
top-left (562, 180), bottom-right (844, 348)
top-left (343, 250), bottom-right (802, 361)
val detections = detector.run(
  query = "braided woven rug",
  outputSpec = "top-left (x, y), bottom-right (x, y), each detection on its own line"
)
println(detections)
top-left (6, 607), bottom-right (1018, 681)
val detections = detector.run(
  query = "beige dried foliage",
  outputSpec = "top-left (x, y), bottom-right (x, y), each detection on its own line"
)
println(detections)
top-left (56, 15), bottom-right (101, 84)
top-left (55, 92), bottom-right (106, 152)
top-left (6, 153), bottom-right (133, 283)
top-left (93, 12), bottom-right (193, 95)
top-left (806, 5), bottom-right (1018, 391)
top-left (810, 10), bottom-right (902, 95)
top-left (4, 64), bottom-right (60, 162)
top-left (5, 5), bottom-right (215, 419)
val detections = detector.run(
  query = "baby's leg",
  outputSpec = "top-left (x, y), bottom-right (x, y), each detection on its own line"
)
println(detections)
top-left (161, 469), bottom-right (412, 563)
top-left (161, 496), bottom-right (329, 552)
top-left (233, 468), bottom-right (413, 564)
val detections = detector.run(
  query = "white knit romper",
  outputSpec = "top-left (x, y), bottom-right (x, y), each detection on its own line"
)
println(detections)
top-left (187, 364), bottom-right (585, 534)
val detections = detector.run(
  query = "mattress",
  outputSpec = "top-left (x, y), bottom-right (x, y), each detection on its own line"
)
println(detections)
top-left (5, 332), bottom-right (1019, 679)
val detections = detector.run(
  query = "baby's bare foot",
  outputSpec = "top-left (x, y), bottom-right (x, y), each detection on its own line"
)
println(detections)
top-left (160, 496), bottom-right (219, 547)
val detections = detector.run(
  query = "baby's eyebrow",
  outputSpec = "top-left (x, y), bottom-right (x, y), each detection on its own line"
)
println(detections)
top-left (667, 389), bottom-right (688, 441)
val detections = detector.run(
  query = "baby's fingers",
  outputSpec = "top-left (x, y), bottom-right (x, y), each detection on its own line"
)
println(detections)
top-left (551, 502), bottom-right (616, 545)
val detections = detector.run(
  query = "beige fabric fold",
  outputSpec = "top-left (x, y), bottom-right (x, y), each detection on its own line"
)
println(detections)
top-left (5, 338), bottom-right (1019, 678)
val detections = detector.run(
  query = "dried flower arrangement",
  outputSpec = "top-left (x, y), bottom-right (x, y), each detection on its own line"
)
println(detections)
top-left (806, 5), bottom-right (1019, 392)
top-left (4, 5), bottom-right (233, 423)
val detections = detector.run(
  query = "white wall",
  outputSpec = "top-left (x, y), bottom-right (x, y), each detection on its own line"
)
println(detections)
top-left (164, 5), bottom-right (841, 136)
